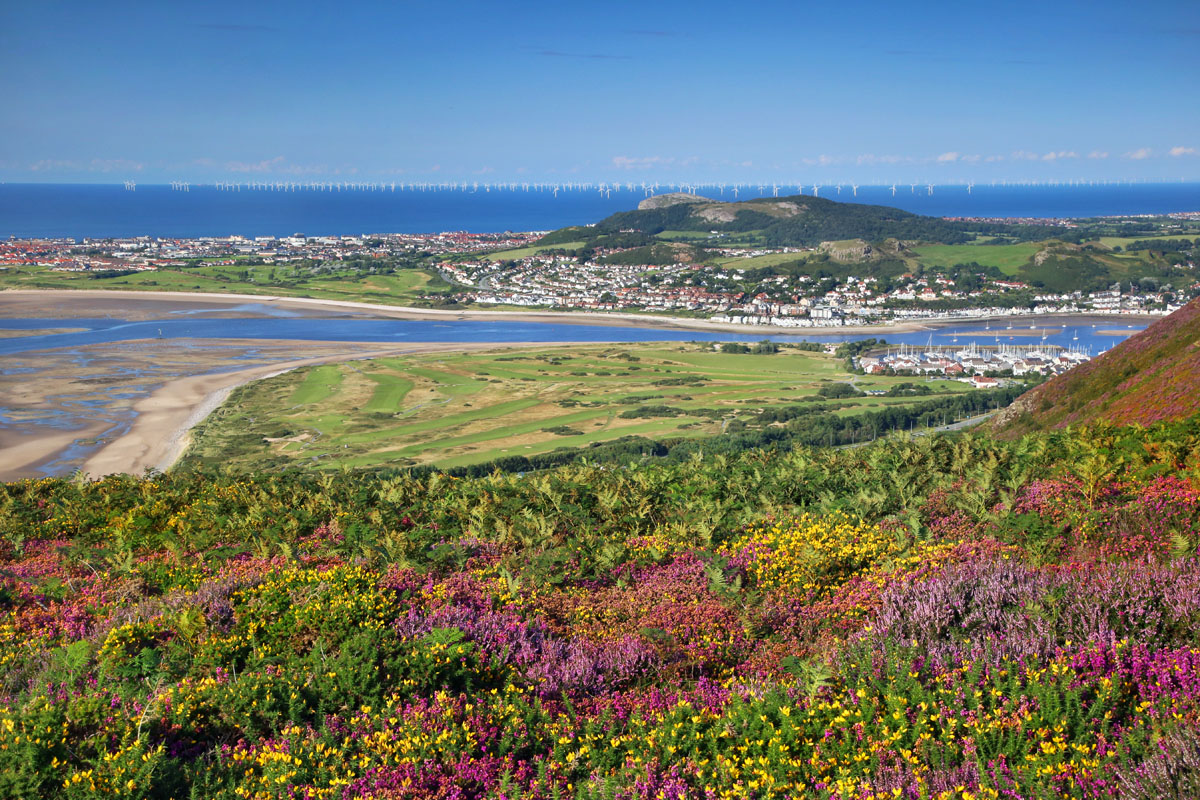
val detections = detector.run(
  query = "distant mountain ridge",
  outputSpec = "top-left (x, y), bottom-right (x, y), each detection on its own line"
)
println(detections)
top-left (993, 296), bottom-right (1200, 435)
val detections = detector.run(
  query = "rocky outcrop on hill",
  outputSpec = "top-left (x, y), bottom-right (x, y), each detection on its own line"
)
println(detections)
top-left (636, 193), bottom-right (713, 211)
top-left (820, 239), bottom-right (873, 261)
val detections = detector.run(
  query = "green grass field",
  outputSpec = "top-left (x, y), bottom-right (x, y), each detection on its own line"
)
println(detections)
top-left (180, 343), bottom-right (974, 472)
top-left (654, 230), bottom-right (717, 241)
top-left (712, 252), bottom-right (807, 269)
top-left (480, 242), bottom-right (587, 261)
top-left (0, 263), bottom-right (445, 306)
top-left (908, 242), bottom-right (1042, 274)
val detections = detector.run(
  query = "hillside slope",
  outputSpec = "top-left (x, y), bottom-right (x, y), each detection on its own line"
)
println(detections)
top-left (993, 296), bottom-right (1200, 435)
top-left (535, 194), bottom-right (1067, 250)
top-left (599, 194), bottom-right (975, 246)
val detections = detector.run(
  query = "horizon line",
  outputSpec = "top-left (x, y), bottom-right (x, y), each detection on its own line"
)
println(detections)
top-left (4, 178), bottom-right (1200, 188)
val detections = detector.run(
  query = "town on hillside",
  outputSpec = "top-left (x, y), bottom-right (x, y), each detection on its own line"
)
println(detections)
top-left (3, 227), bottom-right (1195, 329)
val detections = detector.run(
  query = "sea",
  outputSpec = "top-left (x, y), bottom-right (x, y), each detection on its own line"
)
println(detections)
top-left (1, 181), bottom-right (1198, 239)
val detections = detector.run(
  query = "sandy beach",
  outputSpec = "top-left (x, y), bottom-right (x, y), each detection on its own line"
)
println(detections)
top-left (74, 342), bottom-right (525, 479)
top-left (3, 288), bottom-right (1164, 336)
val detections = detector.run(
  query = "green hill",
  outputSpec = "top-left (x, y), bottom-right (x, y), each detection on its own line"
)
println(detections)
top-left (993, 296), bottom-right (1200, 436)
top-left (535, 193), bottom-right (1065, 250)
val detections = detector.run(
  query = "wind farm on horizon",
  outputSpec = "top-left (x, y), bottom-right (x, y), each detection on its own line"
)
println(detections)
top-left (116, 178), bottom-right (1191, 199)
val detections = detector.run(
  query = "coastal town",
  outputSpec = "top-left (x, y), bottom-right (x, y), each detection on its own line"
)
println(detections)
top-left (0, 230), bottom-right (540, 272)
top-left (443, 244), bottom-right (1191, 326)
top-left (2, 228), bottom-right (1194, 329)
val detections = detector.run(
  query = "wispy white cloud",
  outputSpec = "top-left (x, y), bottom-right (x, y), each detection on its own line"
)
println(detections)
top-left (936, 151), bottom-right (959, 163)
top-left (1011, 150), bottom-right (1040, 161)
top-left (1125, 147), bottom-right (1153, 160)
top-left (855, 153), bottom-right (900, 165)
top-left (1087, 150), bottom-right (1109, 159)
top-left (612, 155), bottom-right (672, 170)
top-left (225, 155), bottom-right (285, 173)
top-left (28, 159), bottom-right (81, 171)
top-left (1169, 146), bottom-right (1197, 157)
top-left (1041, 151), bottom-right (1078, 161)
top-left (221, 156), bottom-right (329, 175)
top-left (28, 157), bottom-right (144, 173)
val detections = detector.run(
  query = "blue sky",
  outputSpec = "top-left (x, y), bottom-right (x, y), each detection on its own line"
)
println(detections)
top-left (2, 0), bottom-right (1198, 184)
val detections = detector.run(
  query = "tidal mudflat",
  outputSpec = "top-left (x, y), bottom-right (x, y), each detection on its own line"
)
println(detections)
top-left (0, 338), bottom-right (470, 480)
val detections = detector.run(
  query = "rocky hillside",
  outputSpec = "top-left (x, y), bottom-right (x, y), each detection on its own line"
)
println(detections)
top-left (993, 296), bottom-right (1200, 436)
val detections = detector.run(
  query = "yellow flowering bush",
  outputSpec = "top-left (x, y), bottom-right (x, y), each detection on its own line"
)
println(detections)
top-left (730, 512), bottom-right (899, 600)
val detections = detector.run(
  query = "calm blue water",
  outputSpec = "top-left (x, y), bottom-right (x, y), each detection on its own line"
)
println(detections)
top-left (2, 182), bottom-right (1197, 239)
top-left (0, 314), bottom-right (1144, 357)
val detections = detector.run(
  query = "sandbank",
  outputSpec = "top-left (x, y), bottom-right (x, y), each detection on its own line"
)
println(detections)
top-left (0, 425), bottom-right (109, 482)
top-left (2, 288), bottom-right (1166, 337)
top-left (77, 341), bottom-right (542, 479)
